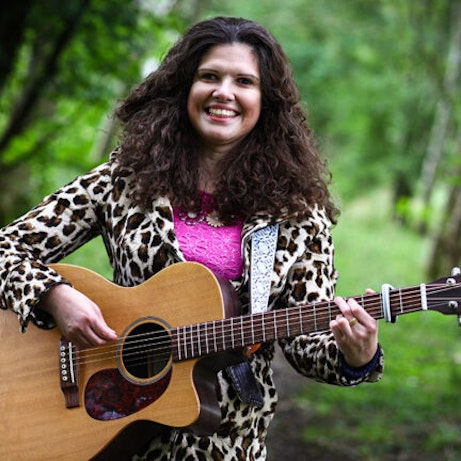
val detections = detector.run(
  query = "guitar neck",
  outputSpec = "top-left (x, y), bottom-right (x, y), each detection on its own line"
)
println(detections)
top-left (173, 284), bottom-right (428, 361)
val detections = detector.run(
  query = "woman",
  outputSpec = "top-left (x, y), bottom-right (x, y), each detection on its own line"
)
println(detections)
top-left (0, 17), bottom-right (382, 460)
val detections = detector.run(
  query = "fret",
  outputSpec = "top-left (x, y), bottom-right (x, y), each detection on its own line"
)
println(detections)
top-left (266, 312), bottom-right (275, 340)
top-left (235, 316), bottom-right (243, 347)
top-left (183, 326), bottom-right (188, 360)
top-left (398, 288), bottom-right (404, 315)
top-left (273, 310), bottom-right (278, 339)
top-left (285, 308), bottom-right (290, 337)
top-left (174, 328), bottom-right (181, 361)
top-left (237, 317), bottom-right (244, 348)
top-left (230, 318), bottom-right (235, 349)
top-left (327, 301), bottom-right (333, 325)
top-left (194, 324), bottom-right (199, 357)
top-left (189, 325), bottom-right (195, 359)
top-left (212, 320), bottom-right (217, 354)
top-left (171, 328), bottom-right (179, 361)
top-left (312, 303), bottom-right (317, 332)
top-left (297, 306), bottom-right (303, 334)
top-left (221, 319), bottom-right (226, 352)
top-left (204, 321), bottom-right (209, 355)
top-left (260, 314), bottom-right (266, 343)
top-left (176, 327), bottom-right (182, 361)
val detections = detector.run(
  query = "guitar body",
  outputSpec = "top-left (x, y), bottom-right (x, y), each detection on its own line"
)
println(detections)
top-left (0, 262), bottom-right (241, 461)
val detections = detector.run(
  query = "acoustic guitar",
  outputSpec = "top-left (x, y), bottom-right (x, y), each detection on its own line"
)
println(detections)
top-left (1, 262), bottom-right (460, 460)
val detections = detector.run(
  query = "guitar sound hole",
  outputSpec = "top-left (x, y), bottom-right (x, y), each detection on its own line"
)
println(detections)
top-left (121, 321), bottom-right (171, 381)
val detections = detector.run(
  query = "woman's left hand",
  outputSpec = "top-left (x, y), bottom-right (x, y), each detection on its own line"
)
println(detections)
top-left (330, 294), bottom-right (378, 368)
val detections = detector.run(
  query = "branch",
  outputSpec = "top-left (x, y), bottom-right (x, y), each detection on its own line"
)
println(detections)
top-left (0, 0), bottom-right (92, 155)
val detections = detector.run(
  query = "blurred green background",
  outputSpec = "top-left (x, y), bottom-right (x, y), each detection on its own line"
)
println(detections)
top-left (1, 1), bottom-right (461, 459)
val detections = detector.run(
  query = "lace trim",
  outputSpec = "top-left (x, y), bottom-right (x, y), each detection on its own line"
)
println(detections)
top-left (250, 225), bottom-right (279, 313)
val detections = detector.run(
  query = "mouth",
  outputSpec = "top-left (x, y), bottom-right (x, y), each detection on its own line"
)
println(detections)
top-left (206, 107), bottom-right (239, 118)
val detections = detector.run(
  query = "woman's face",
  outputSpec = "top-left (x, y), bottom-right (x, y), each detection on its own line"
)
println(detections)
top-left (187, 43), bottom-right (262, 154)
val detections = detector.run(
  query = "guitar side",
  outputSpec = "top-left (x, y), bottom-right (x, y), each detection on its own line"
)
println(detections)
top-left (0, 262), bottom-right (240, 461)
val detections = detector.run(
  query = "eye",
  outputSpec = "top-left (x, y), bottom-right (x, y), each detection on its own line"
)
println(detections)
top-left (238, 77), bottom-right (253, 85)
top-left (237, 75), bottom-right (260, 87)
top-left (197, 71), bottom-right (218, 82)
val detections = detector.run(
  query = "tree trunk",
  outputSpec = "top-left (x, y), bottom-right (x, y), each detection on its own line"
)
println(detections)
top-left (0, 0), bottom-right (32, 93)
top-left (0, 0), bottom-right (92, 156)
top-left (418, 2), bottom-right (461, 231)
top-left (427, 149), bottom-right (461, 278)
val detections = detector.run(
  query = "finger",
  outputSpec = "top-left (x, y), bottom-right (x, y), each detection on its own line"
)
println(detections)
top-left (333, 297), bottom-right (358, 325)
top-left (87, 321), bottom-right (117, 346)
top-left (330, 313), bottom-right (355, 339)
top-left (89, 304), bottom-right (118, 341)
top-left (333, 296), bottom-right (351, 317)
top-left (347, 300), bottom-right (379, 332)
top-left (348, 317), bottom-right (359, 327)
top-left (93, 321), bottom-right (118, 341)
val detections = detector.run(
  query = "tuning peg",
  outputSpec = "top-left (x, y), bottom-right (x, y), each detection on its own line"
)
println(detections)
top-left (451, 267), bottom-right (461, 276)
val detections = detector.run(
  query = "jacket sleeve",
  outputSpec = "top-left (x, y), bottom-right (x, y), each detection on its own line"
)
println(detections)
top-left (0, 163), bottom-right (111, 331)
top-left (277, 209), bottom-right (384, 386)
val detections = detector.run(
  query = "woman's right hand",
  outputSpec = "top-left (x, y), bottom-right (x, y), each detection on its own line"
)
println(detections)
top-left (39, 284), bottom-right (118, 348)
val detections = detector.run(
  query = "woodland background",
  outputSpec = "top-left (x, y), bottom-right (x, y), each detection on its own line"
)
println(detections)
top-left (1, 1), bottom-right (461, 460)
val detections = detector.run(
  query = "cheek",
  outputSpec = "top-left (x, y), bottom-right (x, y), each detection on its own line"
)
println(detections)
top-left (186, 91), bottom-right (199, 124)
top-left (250, 96), bottom-right (262, 124)
top-left (187, 84), bottom-right (206, 119)
top-left (186, 97), bottom-right (193, 121)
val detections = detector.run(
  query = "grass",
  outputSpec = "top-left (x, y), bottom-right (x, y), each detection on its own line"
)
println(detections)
top-left (298, 189), bottom-right (461, 460)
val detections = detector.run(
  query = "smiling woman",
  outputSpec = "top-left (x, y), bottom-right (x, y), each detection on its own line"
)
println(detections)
top-left (0, 16), bottom-right (383, 461)
top-left (187, 43), bottom-right (262, 161)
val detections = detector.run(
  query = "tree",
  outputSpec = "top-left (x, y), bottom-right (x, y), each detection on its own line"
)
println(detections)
top-left (0, 0), bottom-right (182, 224)
top-left (0, 0), bottom-right (33, 93)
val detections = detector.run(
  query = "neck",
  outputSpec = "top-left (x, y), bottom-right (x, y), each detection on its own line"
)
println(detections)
top-left (198, 151), bottom-right (225, 193)
top-left (172, 280), bottom-right (460, 361)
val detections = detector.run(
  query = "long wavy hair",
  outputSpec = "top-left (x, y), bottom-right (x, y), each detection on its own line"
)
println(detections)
top-left (115, 16), bottom-right (338, 223)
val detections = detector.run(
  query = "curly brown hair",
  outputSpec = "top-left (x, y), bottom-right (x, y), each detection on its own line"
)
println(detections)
top-left (115, 16), bottom-right (338, 224)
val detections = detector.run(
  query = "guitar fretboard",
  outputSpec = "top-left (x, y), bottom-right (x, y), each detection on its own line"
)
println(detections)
top-left (173, 284), bottom-right (432, 361)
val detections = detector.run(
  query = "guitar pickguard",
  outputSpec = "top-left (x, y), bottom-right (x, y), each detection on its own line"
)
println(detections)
top-left (85, 368), bottom-right (171, 421)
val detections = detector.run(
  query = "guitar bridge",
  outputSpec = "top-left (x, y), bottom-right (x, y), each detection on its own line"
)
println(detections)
top-left (59, 337), bottom-right (80, 408)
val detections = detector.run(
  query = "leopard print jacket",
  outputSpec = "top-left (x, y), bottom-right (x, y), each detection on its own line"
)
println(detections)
top-left (0, 152), bottom-right (383, 460)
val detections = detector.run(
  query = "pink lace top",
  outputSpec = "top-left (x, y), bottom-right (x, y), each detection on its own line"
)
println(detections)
top-left (173, 192), bottom-right (244, 281)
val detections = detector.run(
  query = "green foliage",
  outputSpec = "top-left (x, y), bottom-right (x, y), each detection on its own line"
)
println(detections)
top-left (0, 0), bottom-right (184, 223)
top-left (298, 188), bottom-right (461, 460)
top-left (200, 0), bottom-right (454, 204)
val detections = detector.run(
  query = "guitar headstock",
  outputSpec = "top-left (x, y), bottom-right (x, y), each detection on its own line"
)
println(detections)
top-left (427, 267), bottom-right (461, 324)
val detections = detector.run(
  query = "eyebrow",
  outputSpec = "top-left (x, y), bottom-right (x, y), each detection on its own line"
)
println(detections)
top-left (197, 67), bottom-right (260, 82)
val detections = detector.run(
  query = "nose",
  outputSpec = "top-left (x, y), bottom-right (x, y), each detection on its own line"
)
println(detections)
top-left (212, 78), bottom-right (234, 101)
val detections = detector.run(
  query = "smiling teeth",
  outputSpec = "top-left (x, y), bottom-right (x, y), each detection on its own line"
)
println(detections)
top-left (208, 108), bottom-right (237, 117)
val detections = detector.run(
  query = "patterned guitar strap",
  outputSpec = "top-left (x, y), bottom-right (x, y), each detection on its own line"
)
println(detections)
top-left (226, 224), bottom-right (279, 408)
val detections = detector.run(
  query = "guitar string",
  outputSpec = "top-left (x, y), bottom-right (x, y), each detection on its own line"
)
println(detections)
top-left (59, 283), bottom-right (458, 372)
top-left (60, 305), bottom-right (459, 375)
top-left (120, 297), bottom-right (458, 371)
top-left (68, 284), bottom-right (457, 369)
top-left (70, 289), bottom-right (457, 373)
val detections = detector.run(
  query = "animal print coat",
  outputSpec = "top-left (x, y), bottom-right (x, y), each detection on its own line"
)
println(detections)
top-left (0, 152), bottom-right (384, 460)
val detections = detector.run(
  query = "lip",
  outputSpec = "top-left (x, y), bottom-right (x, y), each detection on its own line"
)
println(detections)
top-left (205, 105), bottom-right (239, 119)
